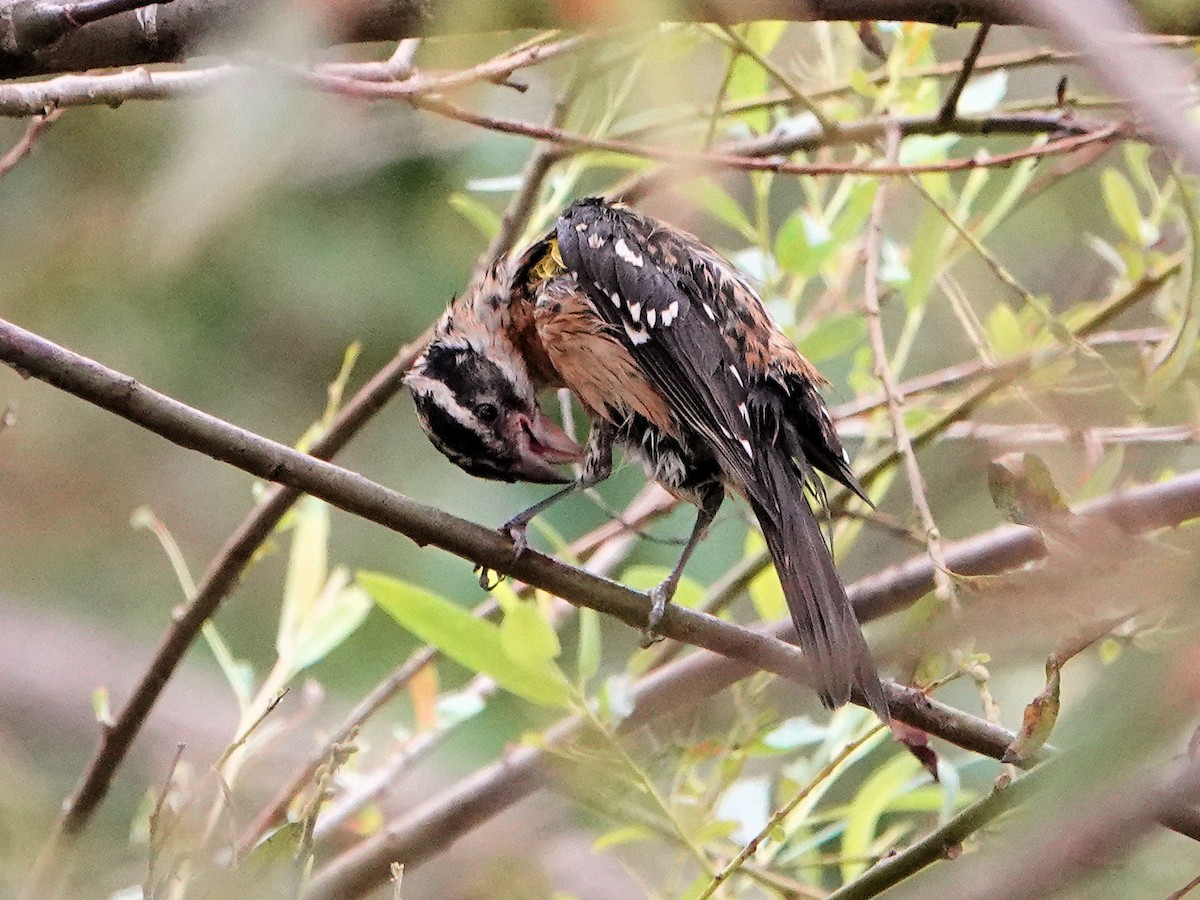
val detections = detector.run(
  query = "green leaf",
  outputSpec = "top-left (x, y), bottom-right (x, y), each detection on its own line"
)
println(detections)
top-left (956, 70), bottom-right (1008, 115)
top-left (745, 531), bottom-right (786, 621)
top-left (725, 22), bottom-right (786, 133)
top-left (621, 564), bottom-right (705, 608)
top-left (841, 753), bottom-right (921, 882)
top-left (290, 569), bottom-right (372, 673)
top-left (1102, 169), bottom-right (1145, 245)
top-left (680, 178), bottom-right (755, 239)
top-left (593, 824), bottom-right (654, 851)
top-left (1075, 447), bottom-right (1125, 502)
top-left (576, 606), bottom-right (602, 684)
top-left (448, 193), bottom-right (501, 241)
top-left (278, 496), bottom-right (329, 664)
top-left (985, 302), bottom-right (1026, 358)
top-left (360, 572), bottom-right (570, 707)
top-left (92, 686), bottom-right (113, 727)
top-left (500, 594), bottom-right (562, 666)
top-left (797, 313), bottom-right (866, 364)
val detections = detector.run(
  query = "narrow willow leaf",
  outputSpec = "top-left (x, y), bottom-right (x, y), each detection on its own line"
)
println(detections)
top-left (985, 302), bottom-right (1026, 358)
top-left (290, 571), bottom-right (372, 673)
top-left (577, 606), bottom-right (602, 684)
top-left (1102, 169), bottom-right (1145, 245)
top-left (840, 753), bottom-right (921, 882)
top-left (360, 572), bottom-right (570, 707)
top-left (448, 193), bottom-right (501, 241)
top-left (797, 313), bottom-right (866, 364)
top-left (278, 496), bottom-right (329, 664)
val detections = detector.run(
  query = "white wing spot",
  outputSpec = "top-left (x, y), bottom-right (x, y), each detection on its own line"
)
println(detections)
top-left (624, 322), bottom-right (650, 345)
top-left (738, 403), bottom-right (751, 425)
top-left (587, 233), bottom-right (604, 249)
top-left (628, 301), bottom-right (642, 322)
top-left (610, 292), bottom-right (622, 308)
top-left (739, 438), bottom-right (754, 458)
top-left (729, 365), bottom-right (744, 386)
top-left (576, 222), bottom-right (588, 232)
top-left (615, 238), bottom-right (645, 267)
top-left (661, 300), bottom-right (680, 326)
top-left (703, 302), bottom-right (716, 321)
top-left (647, 307), bottom-right (657, 327)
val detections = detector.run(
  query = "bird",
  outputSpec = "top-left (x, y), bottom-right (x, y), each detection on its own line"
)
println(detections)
top-left (406, 197), bottom-right (887, 720)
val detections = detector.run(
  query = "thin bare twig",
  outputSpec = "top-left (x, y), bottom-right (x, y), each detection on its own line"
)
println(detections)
top-left (937, 24), bottom-right (992, 123)
top-left (363, 91), bottom-right (1127, 181)
top-left (0, 108), bottom-right (60, 180)
top-left (20, 329), bottom-right (432, 900)
top-left (861, 126), bottom-right (959, 610)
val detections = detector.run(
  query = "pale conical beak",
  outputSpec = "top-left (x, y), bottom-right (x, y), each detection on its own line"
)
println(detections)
top-left (505, 408), bottom-right (584, 484)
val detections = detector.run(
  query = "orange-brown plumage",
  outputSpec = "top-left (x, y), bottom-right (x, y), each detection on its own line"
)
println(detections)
top-left (410, 197), bottom-right (886, 721)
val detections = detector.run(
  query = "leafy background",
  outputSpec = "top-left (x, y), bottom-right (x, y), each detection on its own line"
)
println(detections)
top-left (2, 11), bottom-right (1200, 899)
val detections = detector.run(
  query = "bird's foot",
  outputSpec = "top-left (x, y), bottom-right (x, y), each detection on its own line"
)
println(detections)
top-left (499, 518), bottom-right (530, 558)
top-left (639, 582), bottom-right (674, 648)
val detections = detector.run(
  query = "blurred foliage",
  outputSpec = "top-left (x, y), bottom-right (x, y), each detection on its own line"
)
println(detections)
top-left (3, 11), bottom-right (1200, 900)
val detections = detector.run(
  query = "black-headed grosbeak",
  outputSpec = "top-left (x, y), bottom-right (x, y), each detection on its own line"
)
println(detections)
top-left (406, 197), bottom-right (886, 720)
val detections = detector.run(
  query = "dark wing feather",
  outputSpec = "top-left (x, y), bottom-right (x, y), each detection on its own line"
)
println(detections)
top-left (556, 199), bottom-right (766, 503)
top-left (556, 198), bottom-right (886, 719)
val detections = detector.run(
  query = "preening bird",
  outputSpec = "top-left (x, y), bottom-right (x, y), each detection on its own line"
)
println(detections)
top-left (406, 197), bottom-right (887, 720)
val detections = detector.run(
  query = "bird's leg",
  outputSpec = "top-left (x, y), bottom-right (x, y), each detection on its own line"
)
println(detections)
top-left (642, 486), bottom-right (723, 646)
top-left (500, 419), bottom-right (615, 556)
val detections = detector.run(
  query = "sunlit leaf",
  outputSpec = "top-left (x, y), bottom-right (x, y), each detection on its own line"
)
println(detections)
top-left (1102, 169), bottom-right (1146, 246)
top-left (290, 569), bottom-right (372, 673)
top-left (1075, 446), bottom-right (1125, 502)
top-left (361, 572), bottom-right (570, 707)
top-left (797, 313), bottom-right (867, 364)
top-left (449, 193), bottom-right (501, 241)
top-left (841, 753), bottom-right (922, 882)
top-left (500, 594), bottom-right (562, 666)
top-left (985, 302), bottom-right (1026, 358)
top-left (593, 824), bottom-right (654, 851)
top-left (621, 564), bottom-right (705, 609)
top-left (957, 71), bottom-right (1008, 115)
top-left (278, 496), bottom-right (329, 664)
top-left (1003, 658), bottom-right (1061, 763)
top-left (745, 531), bottom-right (786, 621)
top-left (577, 606), bottom-right (602, 684)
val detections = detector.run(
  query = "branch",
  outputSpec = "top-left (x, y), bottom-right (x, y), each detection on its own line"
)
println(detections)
top-left (6, 313), bottom-right (1192, 894)
top-left (0, 2), bottom-right (1029, 81)
top-left (862, 126), bottom-right (959, 609)
top-left (0, 106), bottom-right (58, 178)
top-left (20, 329), bottom-right (430, 900)
top-left (305, 463), bottom-right (1200, 899)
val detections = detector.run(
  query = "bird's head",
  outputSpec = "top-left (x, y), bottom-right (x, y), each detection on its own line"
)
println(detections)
top-left (405, 269), bottom-right (582, 484)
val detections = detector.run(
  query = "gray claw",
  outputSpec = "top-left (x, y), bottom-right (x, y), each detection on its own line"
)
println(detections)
top-left (639, 582), bottom-right (672, 648)
top-left (500, 519), bottom-right (529, 557)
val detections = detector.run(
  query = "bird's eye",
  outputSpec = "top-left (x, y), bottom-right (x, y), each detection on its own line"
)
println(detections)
top-left (475, 402), bottom-right (500, 424)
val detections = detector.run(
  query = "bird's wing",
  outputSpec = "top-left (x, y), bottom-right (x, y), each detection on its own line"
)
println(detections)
top-left (555, 198), bottom-right (769, 503)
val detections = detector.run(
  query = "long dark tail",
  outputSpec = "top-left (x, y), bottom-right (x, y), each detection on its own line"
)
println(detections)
top-left (748, 450), bottom-right (888, 721)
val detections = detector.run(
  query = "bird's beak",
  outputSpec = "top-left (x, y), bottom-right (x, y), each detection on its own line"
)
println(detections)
top-left (506, 408), bottom-right (584, 484)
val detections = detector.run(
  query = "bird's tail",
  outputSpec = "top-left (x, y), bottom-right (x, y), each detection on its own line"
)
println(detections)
top-left (748, 450), bottom-right (888, 722)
